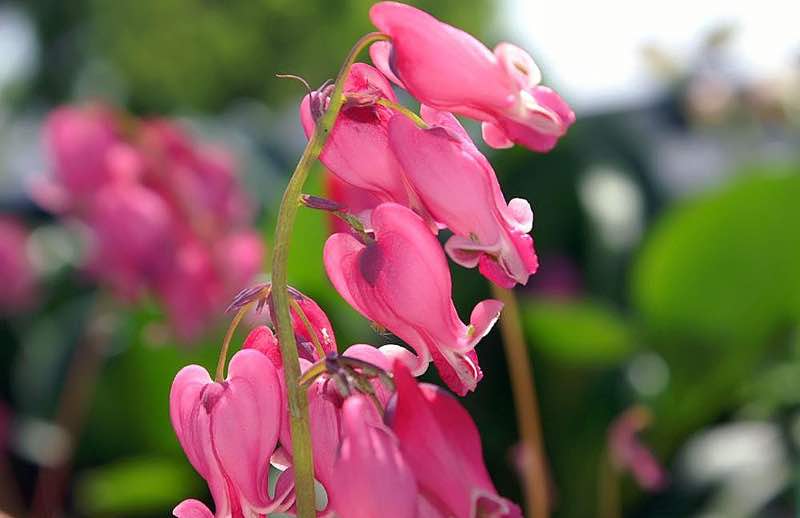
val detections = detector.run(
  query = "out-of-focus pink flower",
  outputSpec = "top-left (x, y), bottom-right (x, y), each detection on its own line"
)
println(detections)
top-left (170, 349), bottom-right (294, 517)
top-left (42, 105), bottom-right (122, 204)
top-left (37, 104), bottom-right (264, 340)
top-left (0, 217), bottom-right (38, 312)
top-left (300, 64), bottom-right (417, 212)
top-left (369, 2), bottom-right (574, 152)
top-left (329, 395), bottom-right (417, 518)
top-left (83, 183), bottom-right (175, 300)
top-left (324, 202), bottom-right (503, 395)
top-left (138, 120), bottom-right (252, 235)
top-left (388, 362), bottom-right (522, 518)
top-left (388, 106), bottom-right (538, 288)
top-left (608, 406), bottom-right (668, 491)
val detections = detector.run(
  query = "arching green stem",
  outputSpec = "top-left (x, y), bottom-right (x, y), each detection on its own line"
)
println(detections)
top-left (270, 32), bottom-right (390, 518)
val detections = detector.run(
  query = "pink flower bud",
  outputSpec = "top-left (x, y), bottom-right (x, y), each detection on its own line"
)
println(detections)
top-left (369, 2), bottom-right (574, 152)
top-left (324, 202), bottom-right (502, 395)
top-left (388, 362), bottom-right (523, 518)
top-left (388, 106), bottom-right (539, 287)
top-left (170, 349), bottom-right (293, 516)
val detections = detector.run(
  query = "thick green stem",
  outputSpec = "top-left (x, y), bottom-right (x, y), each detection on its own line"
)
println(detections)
top-left (491, 284), bottom-right (550, 518)
top-left (271, 32), bottom-right (389, 518)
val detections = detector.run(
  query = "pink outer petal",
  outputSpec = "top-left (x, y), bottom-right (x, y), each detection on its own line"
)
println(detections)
top-left (211, 350), bottom-right (283, 513)
top-left (324, 203), bottom-right (498, 393)
top-left (299, 63), bottom-right (411, 208)
top-left (368, 41), bottom-right (405, 88)
top-left (173, 499), bottom-right (214, 518)
top-left (388, 363), bottom-right (521, 517)
top-left (242, 325), bottom-right (283, 369)
top-left (169, 365), bottom-right (215, 479)
top-left (482, 121), bottom-right (514, 149)
top-left (389, 111), bottom-right (537, 286)
top-left (369, 2), bottom-right (514, 112)
top-left (330, 395), bottom-right (417, 518)
top-left (169, 367), bottom-right (230, 516)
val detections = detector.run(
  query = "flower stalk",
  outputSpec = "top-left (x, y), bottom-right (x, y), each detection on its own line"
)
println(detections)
top-left (491, 284), bottom-right (550, 518)
top-left (270, 31), bottom-right (389, 518)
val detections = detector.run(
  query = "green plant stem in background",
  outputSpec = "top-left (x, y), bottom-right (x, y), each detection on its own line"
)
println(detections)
top-left (598, 450), bottom-right (621, 518)
top-left (270, 32), bottom-right (389, 518)
top-left (491, 284), bottom-right (550, 518)
top-left (30, 302), bottom-right (113, 518)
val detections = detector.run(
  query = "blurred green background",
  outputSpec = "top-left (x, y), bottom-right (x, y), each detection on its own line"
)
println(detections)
top-left (1, 1), bottom-right (798, 517)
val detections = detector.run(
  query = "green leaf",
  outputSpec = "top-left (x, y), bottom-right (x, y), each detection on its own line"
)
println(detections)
top-left (631, 169), bottom-right (800, 346)
top-left (75, 457), bottom-right (202, 516)
top-left (629, 167), bottom-right (800, 446)
top-left (521, 298), bottom-right (634, 365)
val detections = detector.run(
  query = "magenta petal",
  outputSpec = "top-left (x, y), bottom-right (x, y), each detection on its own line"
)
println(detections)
top-left (388, 111), bottom-right (537, 286)
top-left (324, 203), bottom-right (497, 393)
top-left (369, 41), bottom-right (405, 87)
top-left (389, 363), bottom-right (521, 517)
top-left (481, 121), bottom-right (514, 149)
top-left (173, 499), bottom-right (214, 518)
top-left (330, 395), bottom-right (417, 518)
top-left (210, 349), bottom-right (283, 513)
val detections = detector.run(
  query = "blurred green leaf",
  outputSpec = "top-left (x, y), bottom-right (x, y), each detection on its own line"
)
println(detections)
top-left (630, 167), bottom-right (800, 447)
top-left (75, 457), bottom-right (202, 516)
top-left (632, 168), bottom-right (800, 346)
top-left (522, 298), bottom-right (634, 365)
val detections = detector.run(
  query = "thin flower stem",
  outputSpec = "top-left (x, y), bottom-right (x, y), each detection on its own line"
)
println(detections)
top-left (375, 98), bottom-right (430, 129)
top-left (289, 298), bottom-right (326, 359)
top-left (491, 284), bottom-right (550, 518)
top-left (214, 303), bottom-right (251, 382)
top-left (271, 31), bottom-right (390, 518)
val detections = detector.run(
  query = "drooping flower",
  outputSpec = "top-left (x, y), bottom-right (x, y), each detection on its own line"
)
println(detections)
top-left (388, 106), bottom-right (538, 287)
top-left (369, 1), bottom-right (574, 152)
top-left (388, 362), bottom-right (523, 518)
top-left (329, 395), bottom-right (418, 518)
top-left (169, 349), bottom-right (294, 517)
top-left (324, 202), bottom-right (503, 395)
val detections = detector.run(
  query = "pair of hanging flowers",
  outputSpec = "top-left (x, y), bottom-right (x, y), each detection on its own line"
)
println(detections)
top-left (170, 2), bottom-right (574, 517)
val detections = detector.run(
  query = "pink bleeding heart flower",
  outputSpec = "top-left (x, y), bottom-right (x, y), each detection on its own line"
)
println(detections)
top-left (301, 63), bottom-right (434, 229)
top-left (329, 395), bottom-right (418, 518)
top-left (388, 106), bottom-right (539, 288)
top-left (608, 406), bottom-right (667, 491)
top-left (388, 362), bottom-right (523, 518)
top-left (324, 202), bottom-right (503, 395)
top-left (369, 2), bottom-right (574, 152)
top-left (170, 349), bottom-right (293, 517)
top-left (42, 105), bottom-right (120, 204)
top-left (83, 183), bottom-right (175, 300)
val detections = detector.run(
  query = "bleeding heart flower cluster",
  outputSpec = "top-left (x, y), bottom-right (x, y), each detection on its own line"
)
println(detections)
top-left (35, 105), bottom-right (264, 339)
top-left (170, 3), bottom-right (573, 517)
top-left (172, 289), bottom-right (521, 518)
